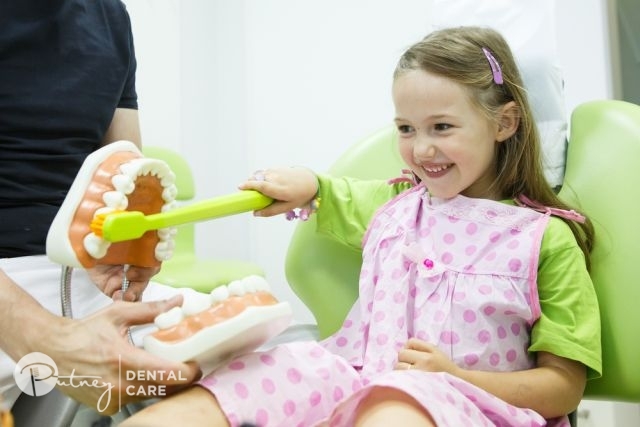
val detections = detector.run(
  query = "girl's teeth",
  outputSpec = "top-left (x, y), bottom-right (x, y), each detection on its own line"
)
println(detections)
top-left (425, 164), bottom-right (450, 173)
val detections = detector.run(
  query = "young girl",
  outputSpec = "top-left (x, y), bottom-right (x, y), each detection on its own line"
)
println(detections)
top-left (123, 26), bottom-right (601, 427)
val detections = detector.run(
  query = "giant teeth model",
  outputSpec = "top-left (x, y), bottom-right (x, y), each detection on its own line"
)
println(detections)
top-left (46, 140), bottom-right (177, 268)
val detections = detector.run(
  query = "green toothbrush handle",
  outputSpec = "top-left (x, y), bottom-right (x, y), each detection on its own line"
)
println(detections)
top-left (102, 190), bottom-right (273, 242)
top-left (150, 190), bottom-right (273, 227)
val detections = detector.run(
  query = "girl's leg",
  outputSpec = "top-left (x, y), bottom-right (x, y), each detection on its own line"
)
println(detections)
top-left (354, 386), bottom-right (436, 427)
top-left (120, 386), bottom-right (229, 427)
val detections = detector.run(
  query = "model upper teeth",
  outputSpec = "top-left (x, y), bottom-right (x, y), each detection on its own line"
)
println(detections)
top-left (83, 158), bottom-right (178, 261)
top-left (111, 174), bottom-right (135, 194)
top-left (425, 164), bottom-right (451, 173)
top-left (102, 191), bottom-right (128, 210)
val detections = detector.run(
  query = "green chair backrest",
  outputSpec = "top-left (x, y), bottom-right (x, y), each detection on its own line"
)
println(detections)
top-left (141, 146), bottom-right (195, 201)
top-left (558, 100), bottom-right (640, 401)
top-left (141, 146), bottom-right (196, 258)
top-left (286, 100), bottom-right (640, 403)
top-left (285, 126), bottom-right (404, 338)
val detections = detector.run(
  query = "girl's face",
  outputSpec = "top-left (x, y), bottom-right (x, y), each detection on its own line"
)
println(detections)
top-left (393, 69), bottom-right (503, 200)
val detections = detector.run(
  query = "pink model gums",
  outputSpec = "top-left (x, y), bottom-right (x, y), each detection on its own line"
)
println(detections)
top-left (46, 141), bottom-right (177, 268)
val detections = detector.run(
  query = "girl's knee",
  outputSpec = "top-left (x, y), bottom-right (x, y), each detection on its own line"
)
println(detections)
top-left (354, 386), bottom-right (435, 427)
top-left (120, 386), bottom-right (228, 427)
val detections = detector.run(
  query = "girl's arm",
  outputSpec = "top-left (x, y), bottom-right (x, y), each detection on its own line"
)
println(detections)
top-left (457, 351), bottom-right (585, 418)
top-left (240, 167), bottom-right (410, 249)
top-left (398, 339), bottom-right (585, 419)
top-left (313, 174), bottom-right (409, 249)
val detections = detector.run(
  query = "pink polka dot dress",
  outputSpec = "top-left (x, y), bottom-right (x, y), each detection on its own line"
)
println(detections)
top-left (198, 186), bottom-right (571, 427)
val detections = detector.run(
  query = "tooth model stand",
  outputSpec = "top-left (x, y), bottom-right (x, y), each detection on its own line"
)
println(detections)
top-left (46, 141), bottom-right (291, 367)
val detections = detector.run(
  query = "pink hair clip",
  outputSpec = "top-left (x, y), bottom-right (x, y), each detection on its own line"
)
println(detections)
top-left (482, 47), bottom-right (503, 85)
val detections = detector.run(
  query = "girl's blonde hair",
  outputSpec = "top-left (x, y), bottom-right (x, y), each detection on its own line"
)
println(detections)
top-left (394, 26), bottom-right (594, 267)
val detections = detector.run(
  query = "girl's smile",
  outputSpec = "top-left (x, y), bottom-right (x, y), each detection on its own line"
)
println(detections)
top-left (421, 162), bottom-right (454, 178)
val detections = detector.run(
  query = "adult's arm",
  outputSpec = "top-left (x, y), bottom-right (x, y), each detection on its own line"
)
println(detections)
top-left (102, 107), bottom-right (142, 148)
top-left (0, 269), bottom-right (200, 414)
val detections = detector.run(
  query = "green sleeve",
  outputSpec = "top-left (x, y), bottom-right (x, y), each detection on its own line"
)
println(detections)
top-left (314, 174), bottom-right (411, 249)
top-left (529, 217), bottom-right (602, 379)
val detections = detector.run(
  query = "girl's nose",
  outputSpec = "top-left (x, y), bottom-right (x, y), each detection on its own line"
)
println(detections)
top-left (413, 138), bottom-right (437, 161)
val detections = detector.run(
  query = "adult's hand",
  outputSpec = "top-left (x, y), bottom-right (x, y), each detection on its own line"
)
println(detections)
top-left (40, 295), bottom-right (200, 415)
top-left (87, 264), bottom-right (160, 302)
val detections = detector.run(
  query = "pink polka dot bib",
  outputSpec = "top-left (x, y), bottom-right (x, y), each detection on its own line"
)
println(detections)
top-left (323, 185), bottom-right (550, 379)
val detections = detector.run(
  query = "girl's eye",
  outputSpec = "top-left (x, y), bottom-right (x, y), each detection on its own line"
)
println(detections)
top-left (397, 124), bottom-right (414, 134)
top-left (434, 123), bottom-right (452, 131)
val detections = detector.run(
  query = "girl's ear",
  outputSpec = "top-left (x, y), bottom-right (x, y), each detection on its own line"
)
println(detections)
top-left (496, 101), bottom-right (520, 142)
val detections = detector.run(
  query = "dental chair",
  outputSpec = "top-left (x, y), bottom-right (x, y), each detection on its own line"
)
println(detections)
top-left (285, 100), bottom-right (640, 425)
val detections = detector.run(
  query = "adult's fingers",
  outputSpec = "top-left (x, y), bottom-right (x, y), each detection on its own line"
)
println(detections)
top-left (109, 295), bottom-right (184, 327)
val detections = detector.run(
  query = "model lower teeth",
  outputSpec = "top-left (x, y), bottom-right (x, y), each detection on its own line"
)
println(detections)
top-left (152, 275), bottom-right (278, 333)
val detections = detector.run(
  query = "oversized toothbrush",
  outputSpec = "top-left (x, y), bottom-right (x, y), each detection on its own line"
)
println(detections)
top-left (47, 140), bottom-right (272, 267)
top-left (91, 190), bottom-right (272, 243)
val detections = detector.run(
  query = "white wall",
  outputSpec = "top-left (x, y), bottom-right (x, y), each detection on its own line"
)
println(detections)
top-left (555, 0), bottom-right (615, 114)
top-left (242, 0), bottom-right (436, 323)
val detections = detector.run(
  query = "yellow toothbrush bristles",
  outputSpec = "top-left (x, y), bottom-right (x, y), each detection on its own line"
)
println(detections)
top-left (90, 210), bottom-right (125, 237)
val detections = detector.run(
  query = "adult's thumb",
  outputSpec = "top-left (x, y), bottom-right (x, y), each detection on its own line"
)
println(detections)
top-left (119, 295), bottom-right (184, 326)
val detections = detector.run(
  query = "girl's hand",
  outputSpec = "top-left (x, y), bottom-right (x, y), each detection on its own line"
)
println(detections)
top-left (395, 338), bottom-right (460, 376)
top-left (238, 166), bottom-right (318, 218)
top-left (87, 264), bottom-right (160, 302)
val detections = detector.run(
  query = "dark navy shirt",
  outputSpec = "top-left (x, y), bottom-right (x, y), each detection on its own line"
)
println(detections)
top-left (0, 0), bottom-right (137, 257)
